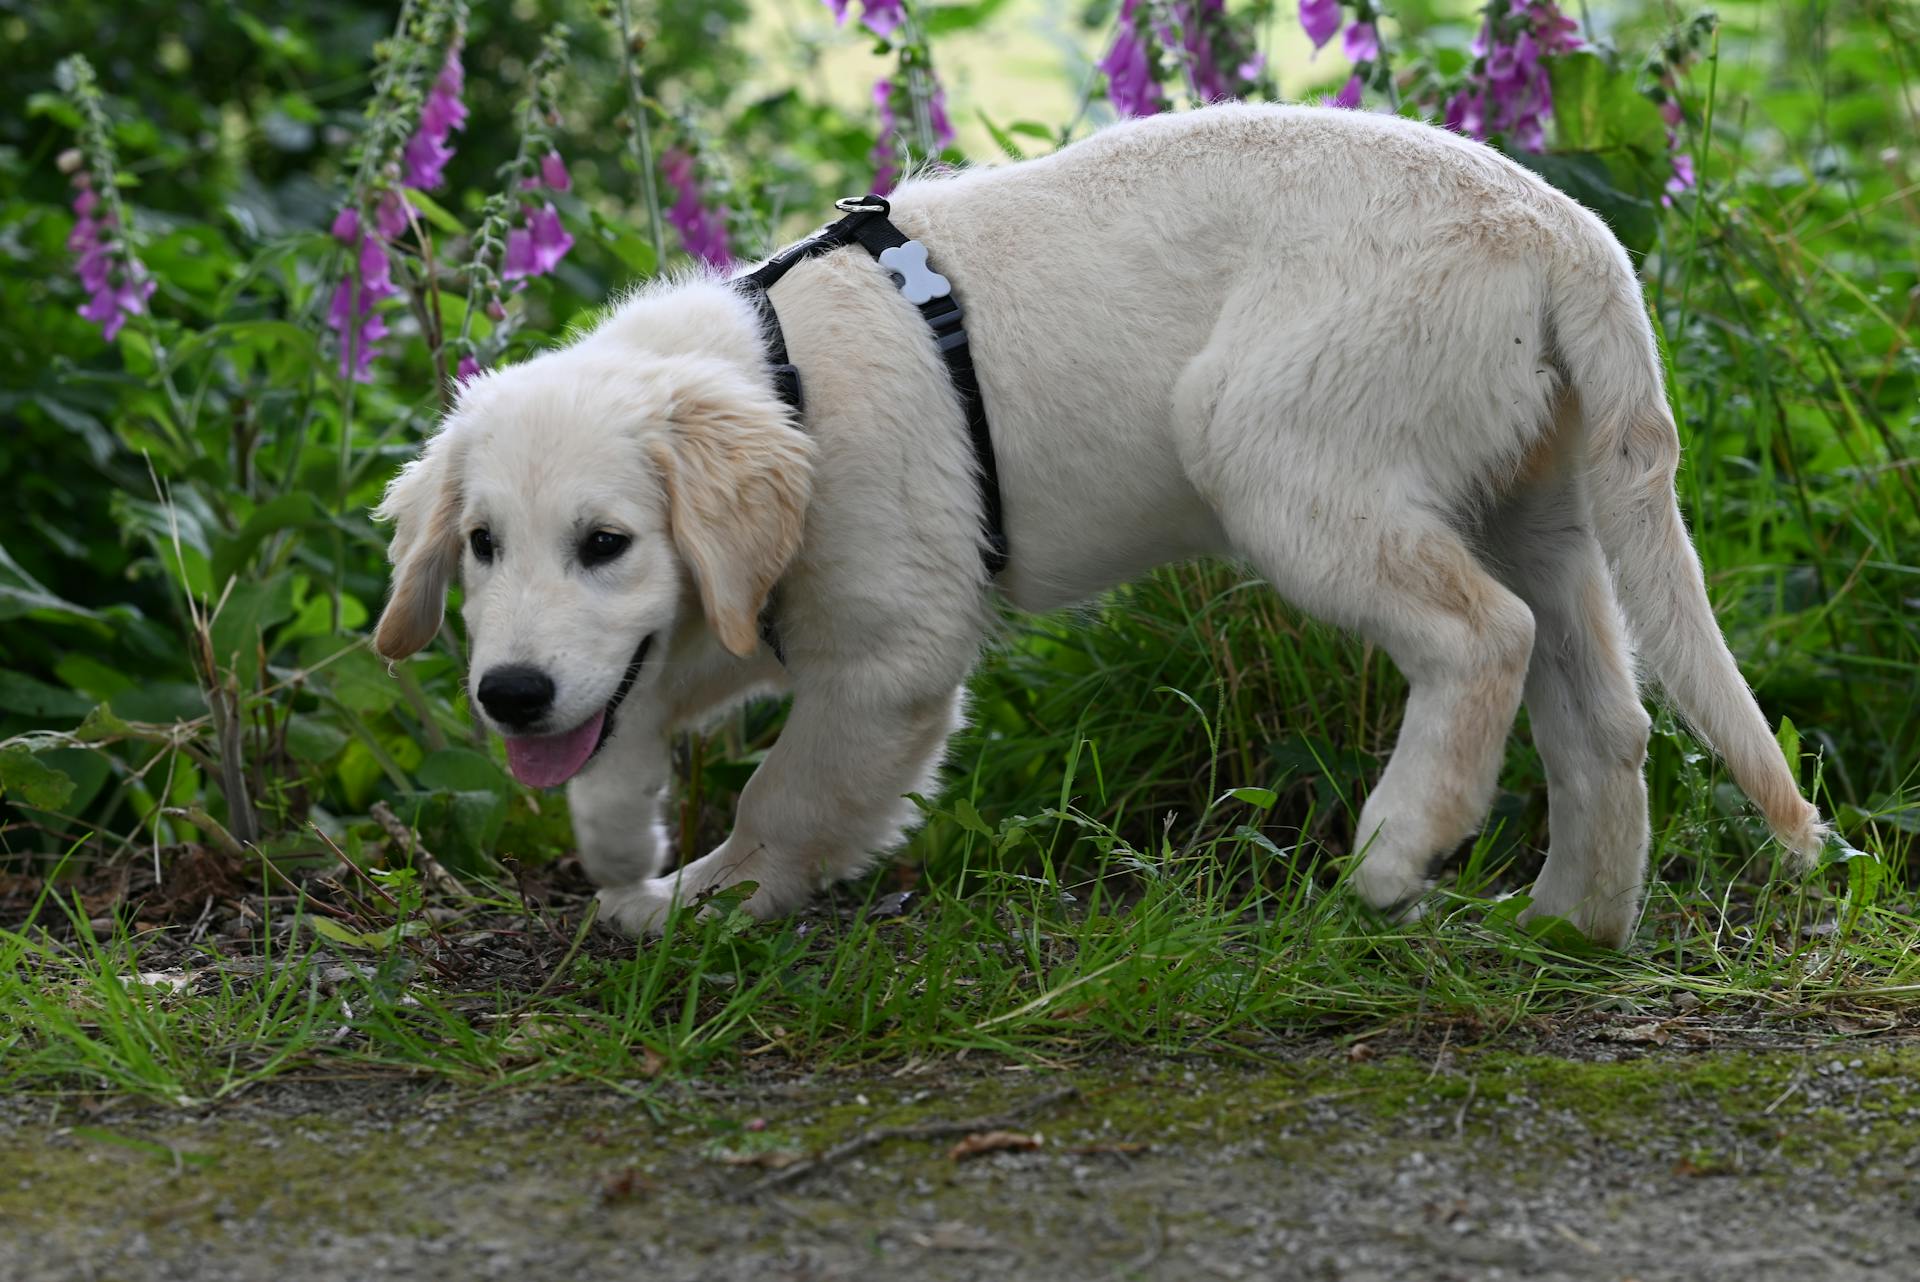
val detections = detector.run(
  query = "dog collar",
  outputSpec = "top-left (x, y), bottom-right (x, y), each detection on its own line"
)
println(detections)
top-left (733, 195), bottom-right (1009, 582)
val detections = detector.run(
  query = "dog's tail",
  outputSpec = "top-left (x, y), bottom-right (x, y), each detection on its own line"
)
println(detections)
top-left (1547, 239), bottom-right (1825, 868)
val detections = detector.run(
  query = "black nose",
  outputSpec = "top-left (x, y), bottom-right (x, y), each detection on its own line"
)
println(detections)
top-left (476, 665), bottom-right (555, 729)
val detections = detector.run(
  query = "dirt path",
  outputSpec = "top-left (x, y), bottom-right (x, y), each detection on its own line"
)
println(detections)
top-left (7, 1043), bottom-right (1917, 1281)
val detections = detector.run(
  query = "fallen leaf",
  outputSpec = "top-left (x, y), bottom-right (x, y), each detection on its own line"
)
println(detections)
top-left (1595, 1022), bottom-right (1671, 1046)
top-left (947, 1130), bottom-right (1042, 1161)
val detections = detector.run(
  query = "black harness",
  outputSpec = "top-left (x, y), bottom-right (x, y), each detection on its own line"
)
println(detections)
top-left (733, 196), bottom-right (1010, 597)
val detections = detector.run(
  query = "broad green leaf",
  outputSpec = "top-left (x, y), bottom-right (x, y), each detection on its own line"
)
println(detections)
top-left (210, 493), bottom-right (329, 587)
top-left (0, 671), bottom-right (96, 719)
top-left (0, 746), bottom-right (76, 810)
top-left (1548, 53), bottom-right (1668, 160)
top-left (416, 747), bottom-right (509, 793)
top-left (950, 797), bottom-right (993, 837)
top-left (1228, 786), bottom-right (1278, 811)
top-left (403, 187), bottom-right (467, 237)
top-left (208, 573), bottom-right (297, 684)
top-left (0, 542), bottom-right (100, 625)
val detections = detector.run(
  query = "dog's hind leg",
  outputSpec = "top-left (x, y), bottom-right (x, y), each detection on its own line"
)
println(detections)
top-left (1483, 443), bottom-right (1652, 947)
top-left (1179, 385), bottom-right (1535, 913)
top-left (1211, 493), bottom-right (1535, 913)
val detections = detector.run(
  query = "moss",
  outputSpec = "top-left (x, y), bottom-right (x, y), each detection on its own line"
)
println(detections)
top-left (11, 1046), bottom-right (1919, 1258)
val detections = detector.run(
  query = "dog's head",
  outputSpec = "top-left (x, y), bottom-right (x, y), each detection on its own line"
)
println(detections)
top-left (372, 331), bottom-right (811, 788)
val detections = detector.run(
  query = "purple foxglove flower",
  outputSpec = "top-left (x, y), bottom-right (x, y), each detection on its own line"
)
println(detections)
top-left (76, 245), bottom-right (112, 293)
top-left (1342, 21), bottom-right (1379, 63)
top-left (1238, 51), bottom-right (1267, 82)
top-left (401, 132), bottom-right (455, 192)
top-left (1099, 19), bottom-right (1163, 118)
top-left (327, 236), bottom-right (401, 381)
top-left (1332, 74), bottom-right (1363, 109)
top-left (661, 148), bottom-right (733, 266)
top-left (870, 79), bottom-right (902, 192)
top-left (79, 275), bottom-right (154, 343)
top-left (540, 152), bottom-right (571, 192)
top-left (457, 354), bottom-right (483, 385)
top-left (928, 86), bottom-right (956, 150)
top-left (375, 190), bottom-right (411, 241)
top-left (1666, 151), bottom-right (1696, 196)
top-left (1660, 97), bottom-right (1682, 127)
top-left (502, 202), bottom-right (574, 280)
top-left (72, 187), bottom-right (98, 218)
top-left (823, 0), bottom-right (852, 24)
top-left (330, 206), bottom-right (361, 244)
top-left (400, 46), bottom-right (467, 191)
top-left (859, 0), bottom-right (905, 36)
top-left (1299, 0), bottom-right (1342, 52)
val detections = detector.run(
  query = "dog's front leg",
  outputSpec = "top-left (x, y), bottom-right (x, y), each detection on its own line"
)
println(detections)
top-left (597, 684), bottom-right (965, 936)
top-left (567, 712), bottom-right (672, 888)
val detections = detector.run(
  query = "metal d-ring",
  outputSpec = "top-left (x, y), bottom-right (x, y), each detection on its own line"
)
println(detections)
top-left (834, 194), bottom-right (891, 215)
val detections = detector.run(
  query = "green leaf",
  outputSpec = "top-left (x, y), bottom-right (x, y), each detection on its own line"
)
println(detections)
top-left (592, 211), bottom-right (659, 275)
top-left (1228, 786), bottom-right (1278, 811)
top-left (0, 542), bottom-right (100, 625)
top-left (0, 671), bottom-right (96, 719)
top-left (208, 573), bottom-right (297, 684)
top-left (1547, 53), bottom-right (1668, 160)
top-left (0, 746), bottom-right (76, 810)
top-left (977, 111), bottom-right (1026, 159)
top-left (950, 797), bottom-right (994, 837)
top-left (403, 187), bottom-right (467, 237)
top-left (415, 747), bottom-right (509, 793)
top-left (210, 493), bottom-right (329, 588)
top-left (307, 916), bottom-right (393, 951)
top-left (284, 714), bottom-right (349, 766)
top-left (922, 0), bottom-right (1013, 36)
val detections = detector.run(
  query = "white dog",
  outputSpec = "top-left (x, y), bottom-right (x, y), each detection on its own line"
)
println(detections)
top-left (373, 104), bottom-right (1824, 947)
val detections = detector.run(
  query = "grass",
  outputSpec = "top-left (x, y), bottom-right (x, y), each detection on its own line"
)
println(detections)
top-left (4, 758), bottom-right (1916, 1105)
top-left (3, 0), bottom-right (1918, 1106)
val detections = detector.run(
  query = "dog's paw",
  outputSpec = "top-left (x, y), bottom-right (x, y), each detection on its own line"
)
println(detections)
top-left (595, 880), bottom-right (682, 938)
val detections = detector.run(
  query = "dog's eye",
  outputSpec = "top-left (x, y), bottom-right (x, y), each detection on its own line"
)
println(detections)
top-left (469, 528), bottom-right (495, 563)
top-left (580, 530), bottom-right (632, 568)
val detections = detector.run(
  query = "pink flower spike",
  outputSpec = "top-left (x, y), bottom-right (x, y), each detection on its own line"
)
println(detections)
top-left (330, 206), bottom-right (361, 244)
top-left (503, 204), bottom-right (573, 279)
top-left (375, 190), bottom-right (410, 241)
top-left (1332, 74), bottom-right (1363, 109)
top-left (1667, 152), bottom-right (1697, 195)
top-left (859, 0), bottom-right (905, 37)
top-left (540, 152), bottom-right (571, 192)
top-left (72, 188), bottom-right (99, 217)
top-left (1299, 0), bottom-right (1341, 52)
top-left (1342, 22), bottom-right (1379, 64)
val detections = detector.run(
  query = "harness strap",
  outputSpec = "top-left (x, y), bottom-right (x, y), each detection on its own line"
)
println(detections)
top-left (733, 196), bottom-right (1010, 580)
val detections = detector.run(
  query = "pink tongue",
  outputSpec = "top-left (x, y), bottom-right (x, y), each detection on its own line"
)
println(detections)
top-left (504, 710), bottom-right (606, 788)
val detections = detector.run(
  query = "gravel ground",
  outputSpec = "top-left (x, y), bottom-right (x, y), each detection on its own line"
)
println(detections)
top-left (7, 1039), bottom-right (1918, 1281)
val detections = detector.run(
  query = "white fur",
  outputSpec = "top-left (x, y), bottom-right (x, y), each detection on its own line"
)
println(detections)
top-left (374, 105), bottom-right (1824, 948)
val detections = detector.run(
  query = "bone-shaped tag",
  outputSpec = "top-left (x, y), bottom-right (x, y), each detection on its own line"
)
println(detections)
top-left (877, 240), bottom-right (951, 306)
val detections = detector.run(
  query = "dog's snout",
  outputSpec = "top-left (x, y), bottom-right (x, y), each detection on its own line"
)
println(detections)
top-left (476, 665), bottom-right (556, 729)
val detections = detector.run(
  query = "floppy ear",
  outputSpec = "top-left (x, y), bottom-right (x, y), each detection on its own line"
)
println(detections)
top-left (650, 370), bottom-right (813, 658)
top-left (372, 426), bottom-right (467, 661)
